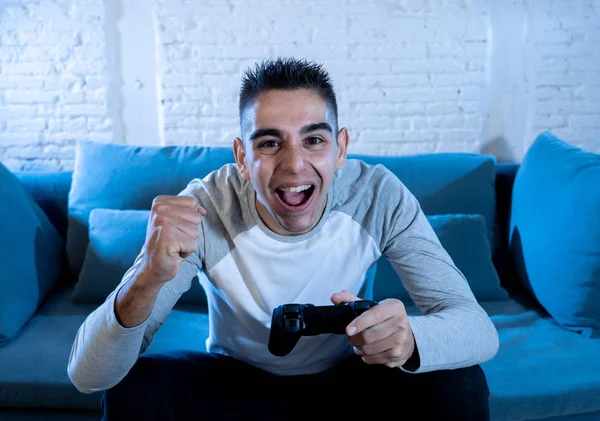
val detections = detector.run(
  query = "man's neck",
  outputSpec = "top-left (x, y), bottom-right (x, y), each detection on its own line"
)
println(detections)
top-left (254, 194), bottom-right (327, 237)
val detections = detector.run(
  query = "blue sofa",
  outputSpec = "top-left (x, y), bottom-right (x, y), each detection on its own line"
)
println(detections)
top-left (1, 131), bottom-right (599, 421)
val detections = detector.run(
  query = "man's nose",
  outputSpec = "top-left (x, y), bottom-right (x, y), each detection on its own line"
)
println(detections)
top-left (281, 144), bottom-right (306, 172)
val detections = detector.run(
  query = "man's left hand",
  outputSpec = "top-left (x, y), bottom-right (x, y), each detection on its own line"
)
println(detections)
top-left (330, 290), bottom-right (415, 368)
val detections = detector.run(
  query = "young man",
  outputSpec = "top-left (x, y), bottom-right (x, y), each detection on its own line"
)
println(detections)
top-left (68, 57), bottom-right (499, 420)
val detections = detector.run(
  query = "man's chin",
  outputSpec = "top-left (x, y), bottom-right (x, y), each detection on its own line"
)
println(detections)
top-left (273, 215), bottom-right (317, 236)
top-left (262, 192), bottom-right (326, 235)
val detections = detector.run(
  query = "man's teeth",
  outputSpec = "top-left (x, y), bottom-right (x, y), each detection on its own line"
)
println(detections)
top-left (278, 184), bottom-right (312, 193)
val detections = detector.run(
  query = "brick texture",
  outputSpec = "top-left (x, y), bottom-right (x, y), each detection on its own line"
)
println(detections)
top-left (156, 0), bottom-right (489, 155)
top-left (0, 0), bottom-right (112, 171)
top-left (0, 0), bottom-right (599, 171)
top-left (528, 0), bottom-right (600, 155)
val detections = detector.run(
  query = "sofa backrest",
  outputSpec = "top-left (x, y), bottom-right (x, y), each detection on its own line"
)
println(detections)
top-left (13, 158), bottom-right (524, 298)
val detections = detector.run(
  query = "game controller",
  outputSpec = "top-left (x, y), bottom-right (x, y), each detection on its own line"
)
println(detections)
top-left (267, 300), bottom-right (378, 357)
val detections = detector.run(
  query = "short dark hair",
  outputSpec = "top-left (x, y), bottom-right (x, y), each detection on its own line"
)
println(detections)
top-left (238, 57), bottom-right (338, 137)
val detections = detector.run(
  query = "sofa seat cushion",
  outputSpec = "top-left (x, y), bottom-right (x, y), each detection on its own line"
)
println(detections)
top-left (480, 297), bottom-right (600, 421)
top-left (405, 296), bottom-right (600, 421)
top-left (0, 283), bottom-right (210, 412)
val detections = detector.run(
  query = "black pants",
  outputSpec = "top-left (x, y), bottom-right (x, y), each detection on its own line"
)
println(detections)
top-left (101, 350), bottom-right (490, 421)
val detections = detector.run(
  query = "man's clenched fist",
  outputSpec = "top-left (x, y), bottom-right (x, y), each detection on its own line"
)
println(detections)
top-left (139, 195), bottom-right (206, 285)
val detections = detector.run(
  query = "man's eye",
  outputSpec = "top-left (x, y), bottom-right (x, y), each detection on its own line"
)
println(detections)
top-left (307, 137), bottom-right (322, 145)
top-left (260, 140), bottom-right (278, 148)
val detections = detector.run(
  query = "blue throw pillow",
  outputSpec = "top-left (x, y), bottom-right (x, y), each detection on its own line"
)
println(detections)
top-left (67, 140), bottom-right (235, 279)
top-left (73, 208), bottom-right (207, 305)
top-left (509, 131), bottom-right (600, 337)
top-left (372, 213), bottom-right (508, 303)
top-left (0, 162), bottom-right (64, 345)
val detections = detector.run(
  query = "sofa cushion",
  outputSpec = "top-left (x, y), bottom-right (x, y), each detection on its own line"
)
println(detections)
top-left (401, 297), bottom-right (600, 421)
top-left (14, 171), bottom-right (72, 241)
top-left (371, 213), bottom-right (508, 303)
top-left (66, 140), bottom-right (235, 279)
top-left (0, 283), bottom-right (210, 411)
top-left (73, 208), bottom-right (207, 305)
top-left (509, 131), bottom-right (600, 337)
top-left (0, 162), bottom-right (65, 346)
top-left (476, 298), bottom-right (600, 421)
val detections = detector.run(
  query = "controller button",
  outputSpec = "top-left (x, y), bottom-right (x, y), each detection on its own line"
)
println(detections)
top-left (283, 304), bottom-right (301, 315)
top-left (354, 300), bottom-right (372, 311)
top-left (284, 319), bottom-right (301, 332)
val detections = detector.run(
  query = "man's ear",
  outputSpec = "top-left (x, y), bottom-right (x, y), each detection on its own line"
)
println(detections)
top-left (233, 137), bottom-right (250, 181)
top-left (335, 127), bottom-right (350, 170)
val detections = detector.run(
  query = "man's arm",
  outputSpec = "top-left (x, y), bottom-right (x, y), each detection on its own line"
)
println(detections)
top-left (67, 246), bottom-right (201, 393)
top-left (383, 177), bottom-right (499, 373)
top-left (114, 264), bottom-right (165, 329)
top-left (67, 187), bottom-right (207, 393)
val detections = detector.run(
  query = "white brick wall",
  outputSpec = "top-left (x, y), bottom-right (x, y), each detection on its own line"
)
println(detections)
top-left (156, 0), bottom-right (489, 155)
top-left (528, 0), bottom-right (600, 157)
top-left (0, 0), bottom-right (599, 171)
top-left (0, 0), bottom-right (113, 171)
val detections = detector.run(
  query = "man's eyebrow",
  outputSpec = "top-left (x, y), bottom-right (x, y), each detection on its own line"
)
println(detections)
top-left (249, 128), bottom-right (283, 142)
top-left (249, 123), bottom-right (333, 142)
top-left (300, 122), bottom-right (333, 135)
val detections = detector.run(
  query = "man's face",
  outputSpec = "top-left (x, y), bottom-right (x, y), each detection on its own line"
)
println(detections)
top-left (234, 88), bottom-right (349, 236)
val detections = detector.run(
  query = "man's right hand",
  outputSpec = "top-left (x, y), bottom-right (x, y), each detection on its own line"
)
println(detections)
top-left (139, 195), bottom-right (207, 285)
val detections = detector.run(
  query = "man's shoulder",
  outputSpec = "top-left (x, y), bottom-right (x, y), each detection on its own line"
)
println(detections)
top-left (332, 157), bottom-right (412, 216)
top-left (178, 163), bottom-right (245, 201)
top-left (331, 158), bottom-right (410, 241)
top-left (202, 162), bottom-right (243, 186)
top-left (337, 158), bottom-right (402, 191)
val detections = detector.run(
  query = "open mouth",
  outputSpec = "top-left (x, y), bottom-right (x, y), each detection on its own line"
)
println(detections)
top-left (275, 184), bottom-right (315, 209)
